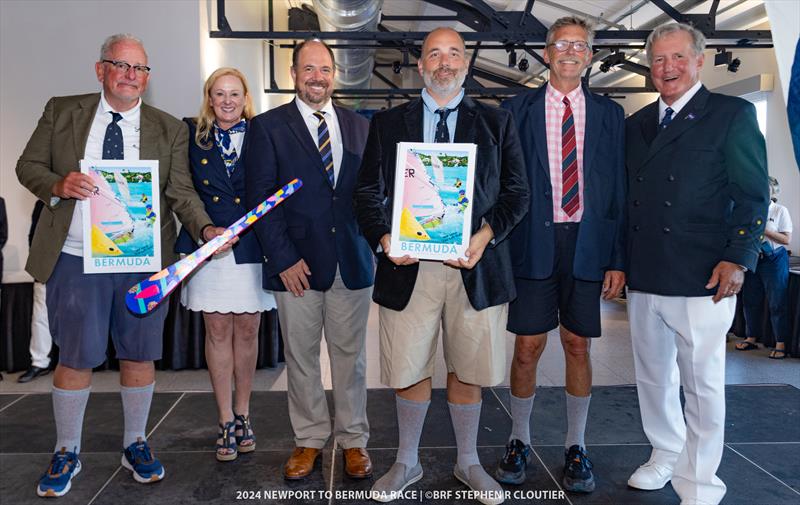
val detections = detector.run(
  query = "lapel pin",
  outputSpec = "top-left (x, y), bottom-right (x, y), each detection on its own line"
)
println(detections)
top-left (686, 113), bottom-right (696, 120)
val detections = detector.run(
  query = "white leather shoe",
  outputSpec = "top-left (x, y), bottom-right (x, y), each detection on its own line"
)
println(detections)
top-left (628, 459), bottom-right (674, 490)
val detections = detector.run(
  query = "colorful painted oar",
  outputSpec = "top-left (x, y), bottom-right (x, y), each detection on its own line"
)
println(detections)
top-left (125, 178), bottom-right (303, 315)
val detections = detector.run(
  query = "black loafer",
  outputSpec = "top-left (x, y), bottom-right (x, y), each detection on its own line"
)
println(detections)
top-left (18, 366), bottom-right (50, 383)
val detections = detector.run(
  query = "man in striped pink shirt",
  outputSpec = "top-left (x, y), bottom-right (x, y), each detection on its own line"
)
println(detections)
top-left (496, 16), bottom-right (627, 493)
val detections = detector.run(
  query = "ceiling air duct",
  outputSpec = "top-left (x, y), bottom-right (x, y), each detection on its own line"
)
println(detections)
top-left (311, 0), bottom-right (383, 91)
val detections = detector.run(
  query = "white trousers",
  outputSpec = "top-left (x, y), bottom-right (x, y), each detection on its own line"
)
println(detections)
top-left (30, 281), bottom-right (52, 368)
top-left (628, 291), bottom-right (735, 505)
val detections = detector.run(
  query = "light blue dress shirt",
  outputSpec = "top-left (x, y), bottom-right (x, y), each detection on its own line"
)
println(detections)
top-left (421, 88), bottom-right (464, 143)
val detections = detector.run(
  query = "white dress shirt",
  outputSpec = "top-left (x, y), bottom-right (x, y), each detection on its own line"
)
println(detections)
top-left (295, 96), bottom-right (343, 187)
top-left (61, 93), bottom-right (142, 256)
top-left (658, 80), bottom-right (702, 123)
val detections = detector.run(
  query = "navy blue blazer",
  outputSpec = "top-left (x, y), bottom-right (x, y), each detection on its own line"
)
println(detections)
top-left (502, 85), bottom-right (626, 282)
top-left (626, 87), bottom-right (769, 296)
top-left (354, 95), bottom-right (529, 311)
top-left (244, 100), bottom-right (374, 292)
top-left (175, 119), bottom-right (262, 264)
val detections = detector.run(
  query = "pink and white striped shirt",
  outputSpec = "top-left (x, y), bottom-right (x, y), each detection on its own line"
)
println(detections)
top-left (545, 83), bottom-right (585, 223)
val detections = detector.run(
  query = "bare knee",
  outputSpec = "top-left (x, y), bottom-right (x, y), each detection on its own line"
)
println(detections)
top-left (232, 313), bottom-right (261, 342)
top-left (561, 330), bottom-right (590, 360)
top-left (204, 313), bottom-right (234, 345)
top-left (513, 334), bottom-right (546, 367)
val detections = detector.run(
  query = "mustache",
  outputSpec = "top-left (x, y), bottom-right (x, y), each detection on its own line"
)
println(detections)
top-left (305, 80), bottom-right (329, 88)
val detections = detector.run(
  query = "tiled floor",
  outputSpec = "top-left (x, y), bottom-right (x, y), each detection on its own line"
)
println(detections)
top-left (2, 300), bottom-right (799, 504)
top-left (1, 386), bottom-right (798, 505)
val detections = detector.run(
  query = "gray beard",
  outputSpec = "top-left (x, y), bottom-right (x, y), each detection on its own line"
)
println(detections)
top-left (423, 69), bottom-right (466, 97)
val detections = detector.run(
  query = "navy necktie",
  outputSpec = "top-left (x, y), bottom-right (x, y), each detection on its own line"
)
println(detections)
top-left (313, 111), bottom-right (335, 187)
top-left (435, 108), bottom-right (454, 143)
top-left (103, 112), bottom-right (124, 160)
top-left (659, 107), bottom-right (674, 130)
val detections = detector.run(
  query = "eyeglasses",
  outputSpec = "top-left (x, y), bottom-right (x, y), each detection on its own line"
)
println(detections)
top-left (548, 40), bottom-right (590, 53)
top-left (102, 59), bottom-right (151, 75)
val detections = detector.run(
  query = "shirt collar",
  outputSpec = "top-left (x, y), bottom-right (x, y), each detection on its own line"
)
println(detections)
top-left (421, 88), bottom-right (464, 114)
top-left (545, 82), bottom-right (584, 105)
top-left (100, 92), bottom-right (141, 121)
top-left (659, 80), bottom-right (702, 118)
top-left (295, 95), bottom-right (335, 120)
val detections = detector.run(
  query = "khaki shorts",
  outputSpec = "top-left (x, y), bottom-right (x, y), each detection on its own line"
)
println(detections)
top-left (379, 261), bottom-right (508, 389)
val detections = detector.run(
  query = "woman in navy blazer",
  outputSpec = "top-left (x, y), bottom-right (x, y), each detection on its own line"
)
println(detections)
top-left (175, 68), bottom-right (274, 462)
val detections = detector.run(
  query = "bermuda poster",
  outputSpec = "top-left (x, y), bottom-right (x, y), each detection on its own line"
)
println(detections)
top-left (80, 160), bottom-right (161, 274)
top-left (390, 142), bottom-right (476, 261)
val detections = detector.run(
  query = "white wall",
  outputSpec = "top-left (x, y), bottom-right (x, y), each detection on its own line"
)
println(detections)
top-left (0, 0), bottom-right (202, 282)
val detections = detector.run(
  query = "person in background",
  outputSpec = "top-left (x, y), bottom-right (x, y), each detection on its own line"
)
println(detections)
top-left (0, 196), bottom-right (5, 381)
top-left (176, 67), bottom-right (275, 461)
top-left (735, 176), bottom-right (793, 359)
top-left (19, 200), bottom-right (54, 383)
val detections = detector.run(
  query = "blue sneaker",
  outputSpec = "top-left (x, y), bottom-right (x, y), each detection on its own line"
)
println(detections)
top-left (122, 438), bottom-right (165, 483)
top-left (37, 448), bottom-right (82, 497)
top-left (563, 445), bottom-right (595, 493)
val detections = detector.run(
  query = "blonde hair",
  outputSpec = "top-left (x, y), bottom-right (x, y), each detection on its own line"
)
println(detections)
top-left (195, 67), bottom-right (255, 149)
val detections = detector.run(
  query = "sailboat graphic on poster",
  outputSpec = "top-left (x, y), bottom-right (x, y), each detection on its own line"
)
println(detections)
top-left (80, 159), bottom-right (161, 273)
top-left (390, 142), bottom-right (476, 261)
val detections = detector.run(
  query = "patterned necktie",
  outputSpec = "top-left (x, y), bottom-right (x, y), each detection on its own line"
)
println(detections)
top-left (434, 108), bottom-right (454, 143)
top-left (313, 111), bottom-right (335, 186)
top-left (103, 112), bottom-right (124, 160)
top-left (660, 107), bottom-right (674, 130)
top-left (214, 120), bottom-right (247, 177)
top-left (561, 96), bottom-right (579, 217)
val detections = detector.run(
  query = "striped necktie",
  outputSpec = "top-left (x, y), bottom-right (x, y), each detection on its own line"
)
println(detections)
top-left (313, 111), bottom-right (334, 187)
top-left (103, 112), bottom-right (124, 160)
top-left (561, 96), bottom-right (579, 217)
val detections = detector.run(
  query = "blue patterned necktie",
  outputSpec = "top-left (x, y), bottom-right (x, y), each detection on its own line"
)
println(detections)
top-left (659, 107), bottom-right (674, 130)
top-left (103, 112), bottom-right (124, 160)
top-left (214, 120), bottom-right (247, 177)
top-left (313, 111), bottom-right (335, 186)
top-left (434, 108), bottom-right (454, 143)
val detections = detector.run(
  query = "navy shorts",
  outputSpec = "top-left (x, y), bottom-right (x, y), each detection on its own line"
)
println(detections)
top-left (507, 223), bottom-right (602, 338)
top-left (46, 253), bottom-right (168, 369)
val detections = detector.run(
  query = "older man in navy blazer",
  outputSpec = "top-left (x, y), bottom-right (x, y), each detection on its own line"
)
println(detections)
top-left (625, 24), bottom-right (768, 505)
top-left (496, 16), bottom-right (626, 493)
top-left (244, 39), bottom-right (374, 481)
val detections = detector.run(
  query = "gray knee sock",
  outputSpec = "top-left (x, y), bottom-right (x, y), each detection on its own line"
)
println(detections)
top-left (121, 382), bottom-right (154, 448)
top-left (448, 401), bottom-right (482, 472)
top-left (565, 391), bottom-right (590, 449)
top-left (53, 386), bottom-right (91, 454)
top-left (395, 395), bottom-right (429, 468)
top-left (509, 392), bottom-right (534, 445)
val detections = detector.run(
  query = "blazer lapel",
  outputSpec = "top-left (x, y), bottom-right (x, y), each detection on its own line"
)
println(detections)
top-left (642, 87), bottom-right (711, 166)
top-left (286, 100), bottom-right (325, 170)
top-left (71, 94), bottom-right (100, 159)
top-left (639, 101), bottom-right (659, 148)
top-left (581, 87), bottom-right (602, 177)
top-left (527, 87), bottom-right (549, 179)
top-left (453, 95), bottom-right (477, 143)
top-left (402, 98), bottom-right (424, 142)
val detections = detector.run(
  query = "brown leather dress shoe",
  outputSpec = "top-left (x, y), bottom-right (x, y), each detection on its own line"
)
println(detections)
top-left (284, 447), bottom-right (320, 480)
top-left (343, 447), bottom-right (373, 479)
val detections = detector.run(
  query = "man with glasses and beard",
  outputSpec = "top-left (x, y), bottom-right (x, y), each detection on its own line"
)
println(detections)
top-left (354, 27), bottom-right (529, 505)
top-left (245, 39), bottom-right (374, 482)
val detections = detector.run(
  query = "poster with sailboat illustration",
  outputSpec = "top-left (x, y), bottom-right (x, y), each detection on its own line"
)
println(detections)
top-left (390, 142), bottom-right (476, 261)
top-left (80, 160), bottom-right (161, 273)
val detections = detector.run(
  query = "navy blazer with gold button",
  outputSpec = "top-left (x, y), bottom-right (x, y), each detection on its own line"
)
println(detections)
top-left (175, 118), bottom-right (262, 264)
top-left (625, 86), bottom-right (769, 296)
top-left (244, 100), bottom-right (374, 292)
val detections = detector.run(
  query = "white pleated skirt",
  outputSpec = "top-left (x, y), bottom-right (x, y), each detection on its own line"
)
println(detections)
top-left (180, 250), bottom-right (276, 313)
